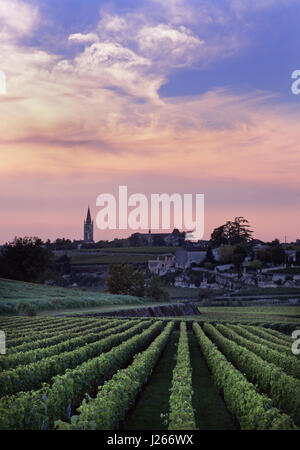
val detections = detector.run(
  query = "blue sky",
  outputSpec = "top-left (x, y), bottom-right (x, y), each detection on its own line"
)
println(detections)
top-left (23, 0), bottom-right (300, 102)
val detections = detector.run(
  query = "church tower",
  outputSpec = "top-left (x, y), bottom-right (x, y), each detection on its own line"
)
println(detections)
top-left (84, 206), bottom-right (94, 243)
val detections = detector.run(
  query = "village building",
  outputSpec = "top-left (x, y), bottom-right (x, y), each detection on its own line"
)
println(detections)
top-left (148, 254), bottom-right (175, 276)
top-left (175, 246), bottom-right (207, 269)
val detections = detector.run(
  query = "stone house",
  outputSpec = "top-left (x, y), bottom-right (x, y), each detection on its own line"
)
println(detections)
top-left (175, 247), bottom-right (207, 269)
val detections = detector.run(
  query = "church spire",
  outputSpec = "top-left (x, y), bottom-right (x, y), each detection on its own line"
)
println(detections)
top-left (86, 206), bottom-right (92, 224)
top-left (84, 206), bottom-right (94, 243)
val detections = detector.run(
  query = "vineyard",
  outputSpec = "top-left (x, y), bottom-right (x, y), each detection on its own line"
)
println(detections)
top-left (0, 316), bottom-right (299, 430)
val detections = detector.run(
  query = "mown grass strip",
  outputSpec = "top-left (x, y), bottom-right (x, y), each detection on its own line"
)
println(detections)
top-left (122, 331), bottom-right (179, 430)
top-left (189, 331), bottom-right (236, 430)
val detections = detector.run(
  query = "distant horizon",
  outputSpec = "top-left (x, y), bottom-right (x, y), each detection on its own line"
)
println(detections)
top-left (0, 212), bottom-right (297, 246)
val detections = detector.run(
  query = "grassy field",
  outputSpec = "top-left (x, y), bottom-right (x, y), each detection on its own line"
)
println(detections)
top-left (69, 246), bottom-right (177, 265)
top-left (70, 254), bottom-right (151, 265)
top-left (0, 278), bottom-right (145, 315)
top-left (198, 306), bottom-right (300, 326)
top-left (228, 287), bottom-right (300, 297)
top-left (79, 246), bottom-right (177, 254)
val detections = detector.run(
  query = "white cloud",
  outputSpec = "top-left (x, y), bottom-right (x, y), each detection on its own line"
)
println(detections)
top-left (103, 15), bottom-right (128, 33)
top-left (0, 0), bottom-right (38, 40)
top-left (54, 41), bottom-right (160, 100)
top-left (68, 33), bottom-right (99, 44)
top-left (138, 24), bottom-right (204, 68)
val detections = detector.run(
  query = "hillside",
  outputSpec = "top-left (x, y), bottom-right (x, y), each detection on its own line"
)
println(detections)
top-left (0, 278), bottom-right (145, 315)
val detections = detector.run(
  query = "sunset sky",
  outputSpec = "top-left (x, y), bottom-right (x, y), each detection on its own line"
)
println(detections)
top-left (1, 0), bottom-right (300, 243)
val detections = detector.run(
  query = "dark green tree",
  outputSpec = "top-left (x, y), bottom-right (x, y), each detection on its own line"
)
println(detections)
top-left (145, 275), bottom-right (169, 302)
top-left (206, 245), bottom-right (215, 263)
top-left (210, 224), bottom-right (228, 247)
top-left (210, 217), bottom-right (253, 247)
top-left (0, 236), bottom-right (53, 282)
top-left (105, 264), bottom-right (145, 297)
top-left (270, 242), bottom-right (286, 265)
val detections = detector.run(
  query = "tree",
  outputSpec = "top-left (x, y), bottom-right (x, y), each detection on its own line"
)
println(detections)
top-left (206, 246), bottom-right (215, 264)
top-left (249, 260), bottom-right (262, 270)
top-left (218, 246), bottom-right (234, 264)
top-left (210, 225), bottom-right (228, 247)
top-left (0, 237), bottom-right (53, 282)
top-left (55, 254), bottom-right (71, 275)
top-left (105, 264), bottom-right (145, 297)
top-left (210, 217), bottom-right (253, 247)
top-left (256, 248), bottom-right (272, 263)
top-left (152, 235), bottom-right (166, 246)
top-left (271, 243), bottom-right (285, 265)
top-left (145, 276), bottom-right (169, 302)
top-left (232, 253), bottom-right (245, 268)
top-left (227, 217), bottom-right (253, 245)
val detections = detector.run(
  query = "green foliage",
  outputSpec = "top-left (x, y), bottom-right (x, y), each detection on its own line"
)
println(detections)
top-left (210, 217), bottom-right (253, 247)
top-left (0, 320), bottom-right (152, 397)
top-left (249, 260), bottom-right (261, 270)
top-left (6, 319), bottom-right (113, 354)
top-left (204, 323), bottom-right (300, 423)
top-left (193, 323), bottom-right (297, 430)
top-left (106, 264), bottom-right (145, 297)
top-left (0, 320), bottom-right (134, 371)
top-left (145, 276), bottom-right (170, 302)
top-left (271, 244), bottom-right (286, 265)
top-left (0, 320), bottom-right (159, 429)
top-left (218, 246), bottom-right (234, 264)
top-left (0, 237), bottom-right (53, 283)
top-left (55, 322), bottom-right (174, 430)
top-left (16, 301), bottom-right (37, 316)
top-left (51, 299), bottom-right (62, 311)
top-left (216, 324), bottom-right (300, 380)
top-left (168, 323), bottom-right (196, 430)
top-left (233, 325), bottom-right (291, 353)
top-left (0, 278), bottom-right (145, 315)
top-left (232, 253), bottom-right (245, 268)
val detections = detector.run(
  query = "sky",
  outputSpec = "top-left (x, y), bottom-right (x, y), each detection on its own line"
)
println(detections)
top-left (1, 0), bottom-right (300, 243)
